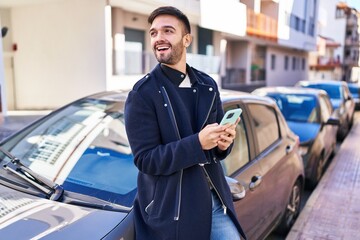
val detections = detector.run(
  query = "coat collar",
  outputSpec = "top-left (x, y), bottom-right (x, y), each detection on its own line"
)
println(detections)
top-left (152, 64), bottom-right (217, 130)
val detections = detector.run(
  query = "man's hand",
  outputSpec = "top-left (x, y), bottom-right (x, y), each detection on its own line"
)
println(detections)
top-left (198, 117), bottom-right (240, 151)
top-left (217, 117), bottom-right (240, 151)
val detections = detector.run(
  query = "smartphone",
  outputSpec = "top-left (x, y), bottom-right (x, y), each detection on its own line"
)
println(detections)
top-left (220, 108), bottom-right (242, 125)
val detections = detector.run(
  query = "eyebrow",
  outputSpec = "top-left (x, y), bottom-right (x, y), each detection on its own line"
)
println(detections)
top-left (149, 25), bottom-right (176, 33)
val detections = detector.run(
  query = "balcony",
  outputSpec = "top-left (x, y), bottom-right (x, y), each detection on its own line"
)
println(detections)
top-left (309, 57), bottom-right (341, 70)
top-left (345, 37), bottom-right (360, 47)
top-left (246, 8), bottom-right (278, 41)
top-left (344, 57), bottom-right (359, 66)
top-left (221, 68), bottom-right (246, 89)
top-left (347, 17), bottom-right (358, 26)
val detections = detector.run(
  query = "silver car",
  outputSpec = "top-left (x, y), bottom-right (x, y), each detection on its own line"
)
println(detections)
top-left (0, 89), bottom-right (304, 239)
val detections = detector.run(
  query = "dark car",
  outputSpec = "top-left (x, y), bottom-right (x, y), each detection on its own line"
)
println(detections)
top-left (253, 87), bottom-right (339, 188)
top-left (0, 89), bottom-right (304, 240)
top-left (347, 82), bottom-right (360, 110)
top-left (296, 80), bottom-right (355, 140)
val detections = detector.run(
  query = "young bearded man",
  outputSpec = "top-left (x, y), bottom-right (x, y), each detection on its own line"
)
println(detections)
top-left (125, 6), bottom-right (246, 240)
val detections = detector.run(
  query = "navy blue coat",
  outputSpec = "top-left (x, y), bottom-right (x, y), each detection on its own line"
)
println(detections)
top-left (125, 64), bottom-right (246, 240)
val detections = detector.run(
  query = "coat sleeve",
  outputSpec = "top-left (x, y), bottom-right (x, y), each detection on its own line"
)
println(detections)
top-left (212, 81), bottom-right (233, 161)
top-left (125, 90), bottom-right (210, 176)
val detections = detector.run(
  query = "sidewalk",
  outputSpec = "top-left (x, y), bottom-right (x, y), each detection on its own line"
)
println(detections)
top-left (0, 111), bottom-right (49, 141)
top-left (287, 112), bottom-right (360, 239)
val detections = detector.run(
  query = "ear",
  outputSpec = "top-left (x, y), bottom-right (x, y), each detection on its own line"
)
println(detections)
top-left (183, 34), bottom-right (192, 48)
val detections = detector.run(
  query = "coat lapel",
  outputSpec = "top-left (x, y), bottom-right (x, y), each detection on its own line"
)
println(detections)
top-left (187, 67), bottom-right (217, 130)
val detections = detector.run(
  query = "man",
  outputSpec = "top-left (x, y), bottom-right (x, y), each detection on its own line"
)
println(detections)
top-left (125, 6), bottom-right (246, 240)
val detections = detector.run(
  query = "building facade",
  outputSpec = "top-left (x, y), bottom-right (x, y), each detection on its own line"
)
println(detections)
top-left (0, 0), bottom-right (318, 112)
top-left (109, 0), bottom-right (318, 92)
top-left (309, 1), bottom-right (360, 82)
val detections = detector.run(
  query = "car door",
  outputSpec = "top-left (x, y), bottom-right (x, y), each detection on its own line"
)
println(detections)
top-left (343, 85), bottom-right (355, 123)
top-left (221, 102), bottom-right (265, 240)
top-left (245, 102), bottom-right (299, 238)
top-left (318, 94), bottom-right (337, 160)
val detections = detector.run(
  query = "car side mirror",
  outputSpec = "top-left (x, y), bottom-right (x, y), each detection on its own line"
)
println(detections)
top-left (225, 176), bottom-right (246, 201)
top-left (325, 117), bottom-right (340, 126)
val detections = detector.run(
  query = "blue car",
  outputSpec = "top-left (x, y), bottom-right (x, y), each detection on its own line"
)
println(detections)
top-left (296, 80), bottom-right (355, 140)
top-left (253, 87), bottom-right (339, 188)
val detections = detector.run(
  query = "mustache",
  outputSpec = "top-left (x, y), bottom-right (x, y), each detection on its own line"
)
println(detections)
top-left (154, 40), bottom-right (171, 47)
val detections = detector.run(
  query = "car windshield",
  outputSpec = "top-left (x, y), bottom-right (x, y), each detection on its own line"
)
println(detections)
top-left (348, 84), bottom-right (359, 97)
top-left (0, 98), bottom-right (137, 208)
top-left (267, 94), bottom-right (318, 123)
top-left (304, 84), bottom-right (342, 100)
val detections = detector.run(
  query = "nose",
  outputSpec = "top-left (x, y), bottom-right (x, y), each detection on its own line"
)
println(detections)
top-left (153, 31), bottom-right (164, 41)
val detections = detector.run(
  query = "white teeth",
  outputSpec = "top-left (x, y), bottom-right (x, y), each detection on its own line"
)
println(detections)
top-left (157, 46), bottom-right (169, 51)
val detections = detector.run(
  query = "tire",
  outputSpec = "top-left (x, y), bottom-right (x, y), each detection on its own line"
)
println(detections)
top-left (337, 118), bottom-right (349, 141)
top-left (275, 179), bottom-right (303, 236)
top-left (308, 154), bottom-right (325, 189)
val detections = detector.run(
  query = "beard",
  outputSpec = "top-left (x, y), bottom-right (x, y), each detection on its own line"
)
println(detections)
top-left (153, 39), bottom-right (184, 65)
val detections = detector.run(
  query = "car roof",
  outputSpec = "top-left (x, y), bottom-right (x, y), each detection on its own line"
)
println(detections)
top-left (253, 86), bottom-right (327, 97)
top-left (219, 89), bottom-right (277, 105)
top-left (86, 89), bottom-right (131, 102)
top-left (83, 88), bottom-right (276, 108)
top-left (298, 80), bottom-right (346, 86)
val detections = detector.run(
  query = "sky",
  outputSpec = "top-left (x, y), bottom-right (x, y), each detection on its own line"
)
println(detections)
top-left (344, 0), bottom-right (360, 10)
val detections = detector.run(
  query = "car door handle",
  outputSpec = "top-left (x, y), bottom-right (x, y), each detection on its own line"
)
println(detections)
top-left (249, 175), bottom-right (262, 191)
top-left (286, 144), bottom-right (294, 155)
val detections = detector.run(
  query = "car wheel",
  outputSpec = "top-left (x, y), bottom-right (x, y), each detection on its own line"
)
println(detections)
top-left (338, 119), bottom-right (349, 141)
top-left (275, 179), bottom-right (302, 236)
top-left (308, 154), bottom-right (325, 189)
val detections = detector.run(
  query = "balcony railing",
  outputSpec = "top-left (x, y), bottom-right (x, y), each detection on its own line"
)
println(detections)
top-left (345, 37), bottom-right (360, 46)
top-left (309, 57), bottom-right (341, 70)
top-left (251, 68), bottom-right (266, 81)
top-left (114, 50), bottom-right (221, 75)
top-left (221, 68), bottom-right (246, 89)
top-left (246, 9), bottom-right (278, 41)
top-left (346, 16), bottom-right (358, 26)
top-left (344, 57), bottom-right (359, 66)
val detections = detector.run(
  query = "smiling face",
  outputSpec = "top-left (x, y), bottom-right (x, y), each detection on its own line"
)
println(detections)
top-left (149, 14), bottom-right (191, 72)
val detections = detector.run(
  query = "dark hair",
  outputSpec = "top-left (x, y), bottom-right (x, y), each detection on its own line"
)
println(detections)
top-left (148, 6), bottom-right (191, 34)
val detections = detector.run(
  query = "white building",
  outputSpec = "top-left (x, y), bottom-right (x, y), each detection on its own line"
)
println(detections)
top-left (0, 0), bottom-right (318, 113)
top-left (309, 0), bottom-right (360, 82)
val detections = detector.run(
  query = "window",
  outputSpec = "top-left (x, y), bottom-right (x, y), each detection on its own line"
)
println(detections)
top-left (290, 14), bottom-right (305, 32)
top-left (301, 20), bottom-right (306, 33)
top-left (284, 56), bottom-right (289, 70)
top-left (308, 17), bottom-right (315, 36)
top-left (343, 86), bottom-right (350, 100)
top-left (248, 104), bottom-right (280, 153)
top-left (198, 26), bottom-right (213, 55)
top-left (336, 8), bottom-right (345, 18)
top-left (319, 95), bottom-right (332, 121)
top-left (271, 54), bottom-right (276, 70)
top-left (222, 108), bottom-right (250, 175)
top-left (292, 57), bottom-right (297, 70)
top-left (302, 58), bottom-right (306, 70)
top-left (284, 11), bottom-right (290, 26)
top-left (123, 28), bottom-right (145, 75)
top-left (295, 16), bottom-right (300, 31)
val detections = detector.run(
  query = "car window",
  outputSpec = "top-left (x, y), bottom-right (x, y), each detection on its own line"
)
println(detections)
top-left (222, 107), bottom-right (250, 176)
top-left (343, 85), bottom-right (350, 100)
top-left (268, 94), bottom-right (318, 123)
top-left (247, 104), bottom-right (280, 153)
top-left (348, 84), bottom-right (360, 97)
top-left (306, 84), bottom-right (342, 100)
top-left (319, 95), bottom-right (332, 121)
